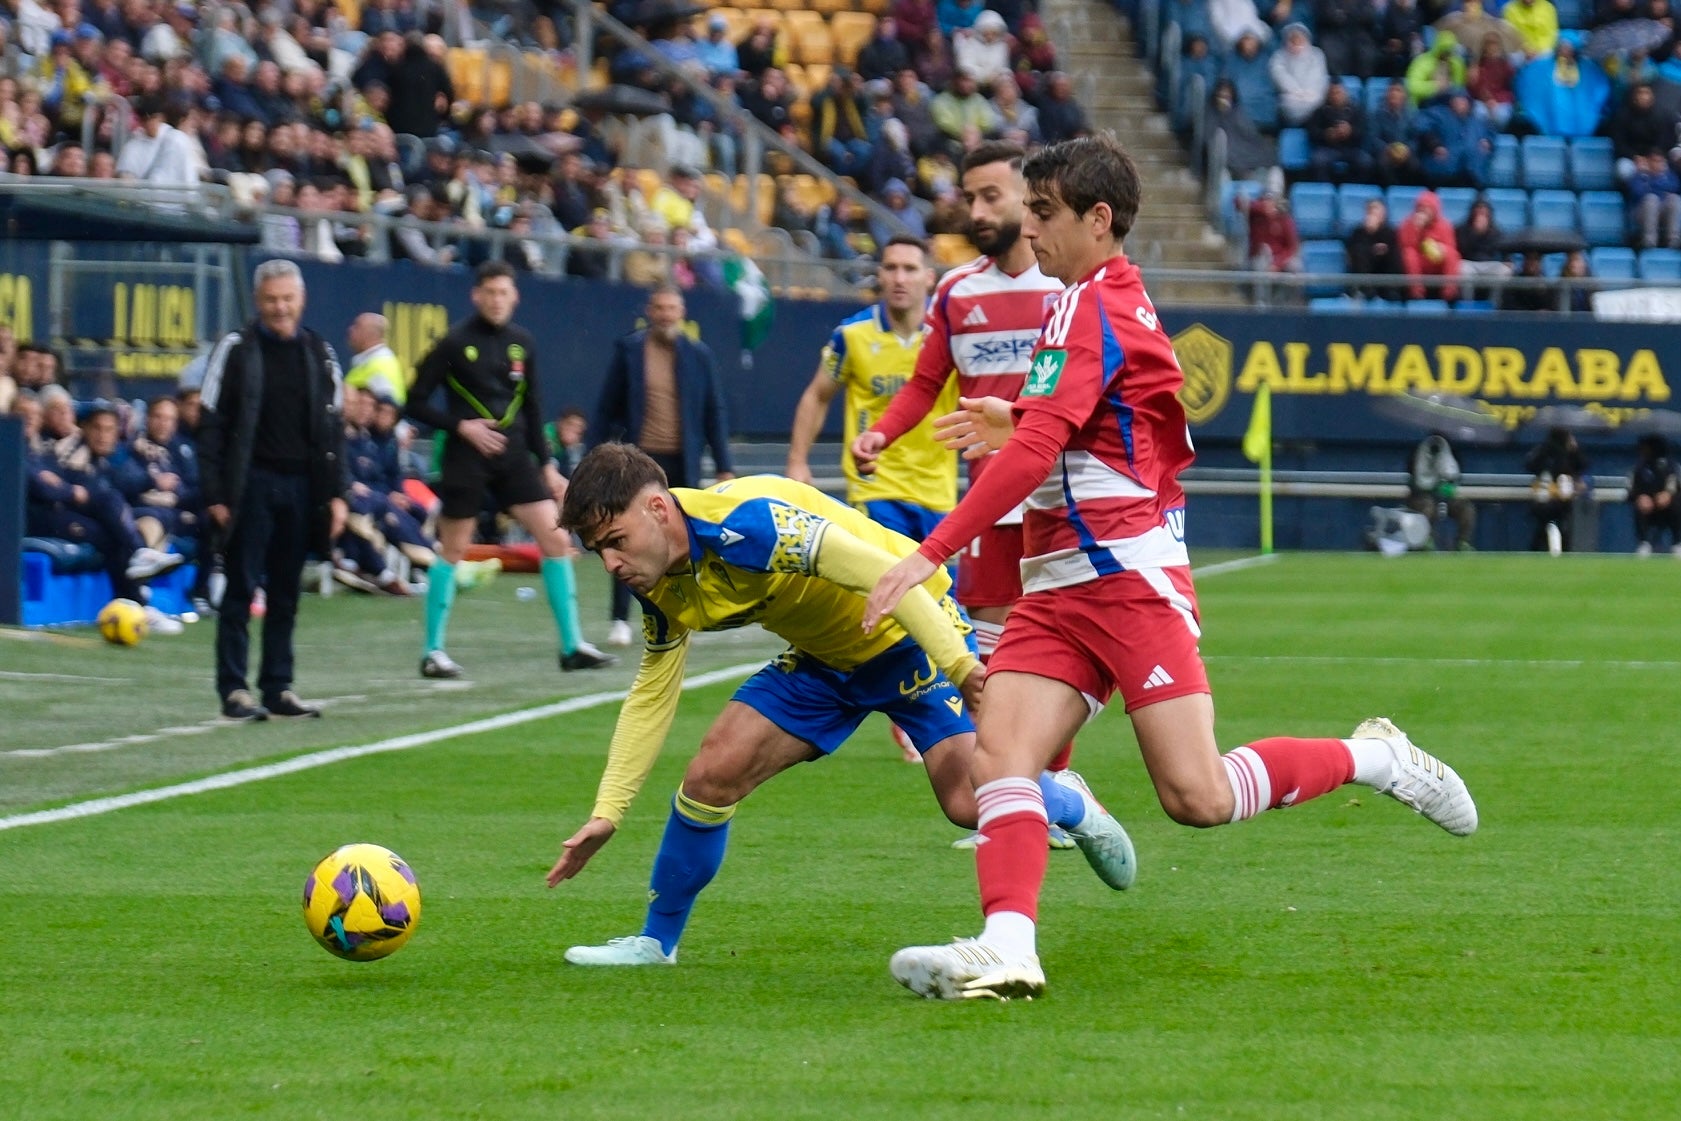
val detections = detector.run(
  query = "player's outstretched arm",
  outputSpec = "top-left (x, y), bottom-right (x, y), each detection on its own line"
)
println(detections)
top-left (933, 395), bottom-right (1016, 460)
top-left (547, 817), bottom-right (616, 885)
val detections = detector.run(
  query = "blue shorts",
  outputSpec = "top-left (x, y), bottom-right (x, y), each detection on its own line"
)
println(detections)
top-left (732, 634), bottom-right (975, 756)
top-left (856, 500), bottom-right (946, 544)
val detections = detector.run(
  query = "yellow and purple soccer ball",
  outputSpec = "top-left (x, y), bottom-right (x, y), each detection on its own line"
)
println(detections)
top-left (96, 598), bottom-right (148, 646)
top-left (302, 844), bottom-right (422, 961)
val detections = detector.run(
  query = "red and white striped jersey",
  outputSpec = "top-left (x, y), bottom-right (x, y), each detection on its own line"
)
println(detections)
top-left (924, 255), bottom-right (1064, 402)
top-left (1012, 256), bottom-right (1195, 593)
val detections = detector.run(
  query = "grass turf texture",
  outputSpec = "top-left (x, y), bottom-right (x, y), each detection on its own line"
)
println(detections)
top-left (1, 553), bottom-right (1677, 1120)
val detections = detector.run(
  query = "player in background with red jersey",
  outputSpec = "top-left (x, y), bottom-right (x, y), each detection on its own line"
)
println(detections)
top-left (865, 135), bottom-right (1480, 1002)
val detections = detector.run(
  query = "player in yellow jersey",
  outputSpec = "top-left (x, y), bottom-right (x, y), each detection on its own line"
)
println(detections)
top-left (545, 443), bottom-right (1135, 969)
top-left (786, 235), bottom-right (959, 761)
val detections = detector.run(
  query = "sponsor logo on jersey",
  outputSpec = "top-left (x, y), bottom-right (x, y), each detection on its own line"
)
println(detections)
top-left (1023, 349), bottom-right (1067, 396)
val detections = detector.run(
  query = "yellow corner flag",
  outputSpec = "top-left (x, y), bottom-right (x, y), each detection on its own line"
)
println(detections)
top-left (1241, 385), bottom-right (1273, 554)
top-left (1242, 383), bottom-right (1272, 463)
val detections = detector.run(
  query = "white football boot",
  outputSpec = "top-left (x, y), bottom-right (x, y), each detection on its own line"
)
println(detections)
top-left (889, 939), bottom-right (1044, 1001)
top-left (1053, 770), bottom-right (1138, 890)
top-left (1351, 717), bottom-right (1479, 836)
top-left (564, 935), bottom-right (676, 966)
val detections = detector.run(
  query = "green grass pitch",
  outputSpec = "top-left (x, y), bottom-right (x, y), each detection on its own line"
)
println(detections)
top-left (0, 555), bottom-right (1677, 1120)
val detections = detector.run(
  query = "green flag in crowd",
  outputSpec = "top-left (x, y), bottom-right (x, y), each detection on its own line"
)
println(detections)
top-left (724, 255), bottom-right (774, 350)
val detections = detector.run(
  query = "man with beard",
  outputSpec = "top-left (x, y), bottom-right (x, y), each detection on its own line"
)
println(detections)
top-left (849, 141), bottom-right (1091, 855)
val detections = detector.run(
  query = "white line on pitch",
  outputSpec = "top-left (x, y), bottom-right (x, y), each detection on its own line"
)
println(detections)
top-left (0, 663), bottom-right (763, 832)
top-left (0, 670), bottom-right (133, 684)
top-left (1192, 553), bottom-right (1280, 578)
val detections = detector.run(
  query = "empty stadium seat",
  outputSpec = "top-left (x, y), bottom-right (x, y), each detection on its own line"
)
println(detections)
top-left (1289, 182), bottom-right (1337, 239)
top-left (1530, 189), bottom-right (1579, 232)
top-left (1579, 191), bottom-right (1627, 245)
top-left (1334, 182), bottom-right (1383, 236)
top-left (830, 11), bottom-right (876, 67)
top-left (1278, 128), bottom-right (1309, 173)
top-left (1455, 300), bottom-right (1497, 314)
top-left (1638, 247), bottom-right (1681, 280)
top-left (1363, 82), bottom-right (1390, 116)
top-left (1223, 179), bottom-right (1265, 238)
top-left (1569, 137), bottom-right (1616, 191)
top-left (1406, 299), bottom-right (1450, 314)
top-left (1488, 135), bottom-right (1521, 188)
top-left (1435, 187), bottom-right (1478, 226)
top-left (1589, 246), bottom-right (1637, 279)
top-left (1554, 0), bottom-right (1589, 26)
top-left (1386, 185), bottom-right (1424, 221)
top-left (1521, 136), bottom-right (1569, 190)
top-left (1309, 295), bottom-right (1360, 312)
top-left (784, 10), bottom-right (833, 65)
top-left (1301, 239), bottom-right (1348, 297)
top-left (1338, 76), bottom-right (1362, 100)
top-left (1484, 187), bottom-right (1530, 232)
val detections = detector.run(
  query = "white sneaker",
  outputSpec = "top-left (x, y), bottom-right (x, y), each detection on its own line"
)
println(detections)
top-left (606, 619), bottom-right (635, 647)
top-left (143, 605), bottom-right (184, 636)
top-left (1053, 769), bottom-right (1138, 890)
top-left (126, 547), bottom-right (186, 582)
top-left (889, 939), bottom-right (1044, 1001)
top-left (1546, 522), bottom-right (1563, 556)
top-left (1636, 542), bottom-right (1654, 557)
top-left (564, 934), bottom-right (676, 966)
top-left (1351, 717), bottom-right (1479, 836)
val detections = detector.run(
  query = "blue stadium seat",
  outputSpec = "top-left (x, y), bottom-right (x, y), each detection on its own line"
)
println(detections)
top-left (1569, 137), bottom-right (1616, 191)
top-left (1222, 179), bottom-right (1265, 238)
top-left (1310, 295), bottom-right (1360, 312)
top-left (1554, 0), bottom-right (1589, 27)
top-left (1435, 187), bottom-right (1478, 226)
top-left (1364, 81), bottom-right (1390, 116)
top-left (1290, 182), bottom-right (1337, 239)
top-left (1638, 247), bottom-right (1681, 280)
top-left (1302, 239), bottom-right (1349, 297)
top-left (1484, 187), bottom-right (1530, 231)
top-left (1335, 182), bottom-right (1384, 235)
top-left (1406, 299), bottom-right (1450, 314)
top-left (1339, 76), bottom-right (1362, 101)
top-left (1589, 246), bottom-right (1637, 279)
top-left (1543, 252), bottom-right (1567, 277)
top-left (1386, 185), bottom-right (1424, 222)
top-left (1521, 136), bottom-right (1569, 190)
top-left (1488, 135), bottom-right (1521, 188)
top-left (1530, 189), bottom-right (1579, 232)
top-left (1579, 191), bottom-right (1627, 246)
top-left (1279, 128), bottom-right (1310, 173)
top-left (1455, 301), bottom-right (1497, 314)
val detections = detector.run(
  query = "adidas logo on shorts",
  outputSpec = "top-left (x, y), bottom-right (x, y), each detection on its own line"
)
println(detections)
top-left (1141, 665), bottom-right (1175, 690)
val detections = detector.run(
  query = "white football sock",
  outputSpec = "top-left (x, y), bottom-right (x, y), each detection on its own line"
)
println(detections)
top-left (1345, 737), bottom-right (1395, 787)
top-left (980, 910), bottom-right (1037, 960)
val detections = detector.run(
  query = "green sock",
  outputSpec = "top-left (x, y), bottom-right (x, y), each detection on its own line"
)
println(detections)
top-left (425, 559), bottom-right (457, 655)
top-left (541, 556), bottom-right (584, 655)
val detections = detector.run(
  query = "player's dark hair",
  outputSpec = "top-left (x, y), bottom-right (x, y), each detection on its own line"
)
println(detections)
top-left (146, 394), bottom-right (176, 412)
top-left (473, 260), bottom-right (517, 287)
top-left (1021, 133), bottom-right (1141, 244)
top-left (560, 442), bottom-right (669, 538)
top-left (558, 406), bottom-right (587, 422)
top-left (881, 233), bottom-right (928, 259)
top-left (962, 140), bottom-right (1025, 176)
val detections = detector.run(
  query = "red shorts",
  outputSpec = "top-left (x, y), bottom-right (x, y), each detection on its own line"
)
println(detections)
top-left (988, 568), bottom-right (1210, 713)
top-left (956, 523), bottom-right (1024, 609)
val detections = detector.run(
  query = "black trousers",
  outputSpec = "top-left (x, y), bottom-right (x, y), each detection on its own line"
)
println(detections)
top-left (30, 486), bottom-right (146, 601)
top-left (216, 467), bottom-right (310, 702)
top-left (611, 450), bottom-right (688, 622)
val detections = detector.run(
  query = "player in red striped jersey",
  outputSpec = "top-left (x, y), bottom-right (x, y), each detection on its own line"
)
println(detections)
top-left (865, 135), bottom-right (1480, 1002)
top-left (852, 143), bottom-right (1092, 854)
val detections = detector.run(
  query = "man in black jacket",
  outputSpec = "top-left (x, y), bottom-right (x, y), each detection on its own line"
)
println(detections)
top-left (405, 261), bottom-right (615, 679)
top-left (198, 259), bottom-right (349, 721)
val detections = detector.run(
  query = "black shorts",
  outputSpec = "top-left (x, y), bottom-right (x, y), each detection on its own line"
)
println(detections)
top-left (437, 433), bottom-right (550, 520)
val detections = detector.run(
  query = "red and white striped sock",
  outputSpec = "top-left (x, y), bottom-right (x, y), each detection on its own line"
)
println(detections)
top-left (973, 777), bottom-right (1048, 958)
top-left (1221, 737), bottom-right (1356, 823)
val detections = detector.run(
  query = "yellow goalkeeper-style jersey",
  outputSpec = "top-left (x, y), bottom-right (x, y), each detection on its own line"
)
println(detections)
top-left (821, 304), bottom-right (958, 512)
top-left (588, 475), bottom-right (977, 825)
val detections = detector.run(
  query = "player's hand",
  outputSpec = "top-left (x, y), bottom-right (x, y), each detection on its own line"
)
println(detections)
top-left (543, 462), bottom-right (567, 505)
top-left (546, 817), bottom-right (617, 885)
top-left (328, 497), bottom-right (347, 540)
top-left (861, 552), bottom-right (938, 633)
top-left (933, 396), bottom-right (1015, 460)
top-left (208, 503), bottom-right (230, 527)
top-left (784, 461), bottom-right (813, 485)
top-left (850, 430), bottom-right (887, 475)
top-left (958, 661), bottom-right (986, 715)
top-left (457, 417), bottom-right (507, 457)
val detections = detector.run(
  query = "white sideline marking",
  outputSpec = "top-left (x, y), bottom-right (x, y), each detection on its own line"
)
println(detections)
top-left (1191, 553), bottom-right (1280, 578)
top-left (0, 663), bottom-right (764, 833)
top-left (1, 692), bottom-right (373, 759)
top-left (0, 670), bottom-right (133, 684)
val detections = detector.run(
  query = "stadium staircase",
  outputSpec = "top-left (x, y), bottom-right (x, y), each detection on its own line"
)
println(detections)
top-left (1042, 0), bottom-right (1241, 305)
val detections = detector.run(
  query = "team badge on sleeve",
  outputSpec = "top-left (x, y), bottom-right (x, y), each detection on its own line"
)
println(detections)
top-left (1023, 349), bottom-right (1067, 397)
top-left (766, 501), bottom-right (827, 573)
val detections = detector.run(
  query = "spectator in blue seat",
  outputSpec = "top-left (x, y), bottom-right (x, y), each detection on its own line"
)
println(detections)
top-left (1628, 434), bottom-right (1681, 556)
top-left (28, 400), bottom-right (186, 629)
top-left (1210, 78), bottom-right (1284, 187)
top-left (1307, 80), bottom-right (1374, 180)
top-left (1466, 33), bottom-right (1517, 128)
top-left (1378, 0), bottom-right (1425, 79)
top-left (1211, 0), bottom-right (1273, 48)
top-left (1313, 0), bottom-right (1379, 78)
top-left (1167, 0), bottom-right (1217, 45)
top-left (1559, 249), bottom-right (1595, 312)
top-left (1406, 30), bottom-right (1466, 106)
top-left (1412, 88), bottom-right (1495, 187)
top-left (1364, 79), bottom-right (1418, 184)
top-left (1504, 0), bottom-right (1562, 59)
top-left (1345, 197), bottom-right (1405, 299)
top-left (1456, 198), bottom-right (1515, 297)
top-left (118, 395), bottom-right (200, 552)
top-left (1270, 22), bottom-right (1331, 125)
top-left (1626, 152), bottom-right (1681, 248)
top-left (1176, 34), bottom-right (1222, 131)
top-left (1035, 71), bottom-right (1093, 143)
top-left (937, 0), bottom-right (987, 37)
top-left (871, 178), bottom-right (928, 246)
top-left (1513, 40), bottom-right (1610, 136)
top-left (1437, 0), bottom-right (1524, 57)
top-left (1222, 31), bottom-right (1281, 132)
top-left (694, 15), bottom-right (739, 79)
top-left (1606, 83), bottom-right (1668, 182)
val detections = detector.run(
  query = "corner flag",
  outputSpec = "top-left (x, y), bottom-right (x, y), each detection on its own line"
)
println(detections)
top-left (1241, 384), bottom-right (1274, 554)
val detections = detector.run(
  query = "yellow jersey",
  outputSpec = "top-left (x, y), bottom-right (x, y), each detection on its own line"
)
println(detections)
top-left (821, 304), bottom-right (958, 512)
top-left (589, 475), bottom-right (977, 826)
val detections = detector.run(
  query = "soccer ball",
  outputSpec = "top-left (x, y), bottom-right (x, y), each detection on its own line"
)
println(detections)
top-left (302, 843), bottom-right (422, 962)
top-left (97, 599), bottom-right (148, 646)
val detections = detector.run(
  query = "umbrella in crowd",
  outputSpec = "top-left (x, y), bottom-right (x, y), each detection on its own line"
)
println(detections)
top-left (1584, 19), bottom-right (1672, 61)
top-left (1371, 391), bottom-right (1512, 445)
top-left (1500, 228), bottom-right (1587, 254)
top-left (572, 84), bottom-right (673, 116)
